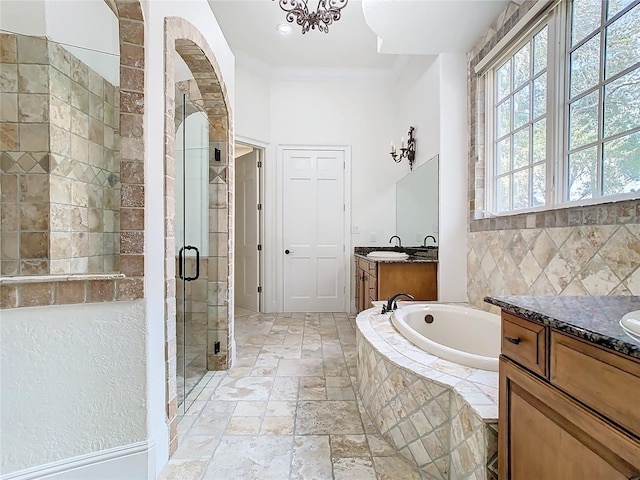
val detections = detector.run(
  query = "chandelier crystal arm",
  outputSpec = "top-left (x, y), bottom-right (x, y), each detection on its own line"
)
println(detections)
top-left (273, 0), bottom-right (348, 34)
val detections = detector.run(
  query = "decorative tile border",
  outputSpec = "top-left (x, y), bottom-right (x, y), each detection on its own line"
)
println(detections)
top-left (356, 305), bottom-right (498, 479)
top-left (0, 274), bottom-right (142, 309)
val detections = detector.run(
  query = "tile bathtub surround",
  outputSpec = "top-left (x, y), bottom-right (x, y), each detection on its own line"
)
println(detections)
top-left (356, 307), bottom-right (498, 480)
top-left (0, 33), bottom-right (120, 276)
top-left (159, 311), bottom-right (429, 480)
top-left (467, 224), bottom-right (640, 310)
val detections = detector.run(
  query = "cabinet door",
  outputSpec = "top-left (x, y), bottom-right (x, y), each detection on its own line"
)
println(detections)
top-left (500, 357), bottom-right (640, 480)
top-left (378, 262), bottom-right (437, 301)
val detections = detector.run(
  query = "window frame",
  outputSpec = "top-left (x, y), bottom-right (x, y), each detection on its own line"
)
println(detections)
top-left (484, 0), bottom-right (640, 216)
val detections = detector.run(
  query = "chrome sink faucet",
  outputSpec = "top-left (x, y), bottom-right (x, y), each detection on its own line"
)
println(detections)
top-left (423, 235), bottom-right (436, 246)
top-left (389, 235), bottom-right (402, 247)
top-left (381, 292), bottom-right (414, 314)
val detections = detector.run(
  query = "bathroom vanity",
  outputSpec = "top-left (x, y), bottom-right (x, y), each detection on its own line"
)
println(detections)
top-left (354, 247), bottom-right (438, 312)
top-left (485, 295), bottom-right (640, 480)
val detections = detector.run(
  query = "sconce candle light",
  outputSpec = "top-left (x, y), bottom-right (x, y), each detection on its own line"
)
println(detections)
top-left (390, 126), bottom-right (416, 171)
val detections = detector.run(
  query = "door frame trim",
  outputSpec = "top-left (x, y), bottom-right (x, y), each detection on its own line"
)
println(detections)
top-left (235, 135), bottom-right (267, 313)
top-left (276, 144), bottom-right (352, 313)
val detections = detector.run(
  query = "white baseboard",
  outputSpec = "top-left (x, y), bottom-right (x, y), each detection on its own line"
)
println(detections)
top-left (1, 441), bottom-right (155, 480)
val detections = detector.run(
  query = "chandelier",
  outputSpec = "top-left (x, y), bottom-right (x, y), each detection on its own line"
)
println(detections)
top-left (273, 0), bottom-right (349, 34)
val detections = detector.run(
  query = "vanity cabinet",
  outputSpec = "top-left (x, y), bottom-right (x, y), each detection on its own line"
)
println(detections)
top-left (498, 312), bottom-right (640, 479)
top-left (354, 256), bottom-right (437, 312)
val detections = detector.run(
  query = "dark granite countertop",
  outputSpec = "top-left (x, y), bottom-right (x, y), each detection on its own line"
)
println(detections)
top-left (354, 246), bottom-right (438, 263)
top-left (485, 295), bottom-right (640, 360)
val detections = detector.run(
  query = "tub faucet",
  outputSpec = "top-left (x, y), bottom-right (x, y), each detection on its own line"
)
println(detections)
top-left (423, 235), bottom-right (436, 246)
top-left (389, 235), bottom-right (402, 247)
top-left (382, 292), bottom-right (414, 314)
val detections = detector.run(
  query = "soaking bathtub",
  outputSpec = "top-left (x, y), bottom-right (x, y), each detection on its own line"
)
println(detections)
top-left (391, 302), bottom-right (501, 371)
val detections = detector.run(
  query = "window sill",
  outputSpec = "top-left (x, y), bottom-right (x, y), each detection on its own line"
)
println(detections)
top-left (470, 196), bottom-right (640, 232)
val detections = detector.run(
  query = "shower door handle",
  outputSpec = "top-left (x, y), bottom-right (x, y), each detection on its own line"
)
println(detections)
top-left (178, 245), bottom-right (200, 281)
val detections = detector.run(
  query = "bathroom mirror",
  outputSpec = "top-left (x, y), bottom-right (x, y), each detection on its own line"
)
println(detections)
top-left (0, 1), bottom-right (120, 276)
top-left (396, 154), bottom-right (439, 246)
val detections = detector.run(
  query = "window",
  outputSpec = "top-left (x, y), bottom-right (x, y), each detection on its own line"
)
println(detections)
top-left (487, 0), bottom-right (640, 214)
top-left (493, 27), bottom-right (548, 211)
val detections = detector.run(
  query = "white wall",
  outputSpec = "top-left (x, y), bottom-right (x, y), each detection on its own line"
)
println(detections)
top-left (0, 0), bottom-right (47, 36)
top-left (45, 0), bottom-right (120, 85)
top-left (235, 52), bottom-right (469, 309)
top-left (1, 0), bottom-right (119, 86)
top-left (0, 301), bottom-right (146, 474)
top-left (235, 64), bottom-right (271, 144)
top-left (396, 54), bottom-right (468, 302)
top-left (244, 73), bottom-right (402, 312)
top-left (437, 54), bottom-right (468, 302)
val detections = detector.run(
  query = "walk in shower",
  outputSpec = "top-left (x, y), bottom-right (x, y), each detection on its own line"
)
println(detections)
top-left (175, 90), bottom-right (217, 413)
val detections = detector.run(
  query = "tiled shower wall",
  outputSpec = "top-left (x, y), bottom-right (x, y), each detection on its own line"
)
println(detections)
top-left (1, 33), bottom-right (120, 275)
top-left (466, 2), bottom-right (640, 309)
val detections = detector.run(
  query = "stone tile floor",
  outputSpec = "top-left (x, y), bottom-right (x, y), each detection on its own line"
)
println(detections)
top-left (158, 311), bottom-right (430, 480)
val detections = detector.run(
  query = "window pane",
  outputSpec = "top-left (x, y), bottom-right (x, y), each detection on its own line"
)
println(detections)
top-left (604, 66), bottom-right (640, 138)
top-left (513, 86), bottom-right (530, 129)
top-left (570, 34), bottom-right (601, 97)
top-left (534, 27), bottom-right (548, 75)
top-left (569, 91), bottom-right (600, 150)
top-left (608, 0), bottom-right (636, 19)
top-left (571, 0), bottom-right (602, 46)
top-left (513, 169), bottom-right (530, 209)
top-left (497, 137), bottom-right (511, 174)
top-left (497, 60), bottom-right (512, 100)
top-left (533, 118), bottom-right (547, 163)
top-left (532, 163), bottom-right (546, 206)
top-left (603, 131), bottom-right (640, 195)
top-left (497, 100), bottom-right (511, 138)
top-left (513, 128), bottom-right (530, 169)
top-left (605, 3), bottom-right (640, 79)
top-left (496, 175), bottom-right (511, 211)
top-left (568, 147), bottom-right (598, 200)
top-left (514, 43), bottom-right (531, 88)
top-left (533, 73), bottom-right (547, 118)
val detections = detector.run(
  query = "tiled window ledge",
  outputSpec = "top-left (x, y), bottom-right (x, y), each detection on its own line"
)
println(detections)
top-left (0, 274), bottom-right (143, 309)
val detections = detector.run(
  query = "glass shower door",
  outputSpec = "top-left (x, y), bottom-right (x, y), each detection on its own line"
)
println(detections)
top-left (175, 92), bottom-right (209, 414)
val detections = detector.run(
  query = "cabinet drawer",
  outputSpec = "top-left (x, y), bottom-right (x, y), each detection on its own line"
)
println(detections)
top-left (551, 332), bottom-right (640, 438)
top-left (501, 312), bottom-right (547, 377)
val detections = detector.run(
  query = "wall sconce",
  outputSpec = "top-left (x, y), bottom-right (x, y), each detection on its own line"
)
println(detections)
top-left (390, 126), bottom-right (416, 171)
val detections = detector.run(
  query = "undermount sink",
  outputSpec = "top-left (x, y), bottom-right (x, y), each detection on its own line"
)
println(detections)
top-left (620, 310), bottom-right (640, 342)
top-left (366, 251), bottom-right (409, 261)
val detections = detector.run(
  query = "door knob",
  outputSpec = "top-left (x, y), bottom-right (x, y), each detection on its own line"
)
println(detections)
top-left (285, 249), bottom-right (293, 254)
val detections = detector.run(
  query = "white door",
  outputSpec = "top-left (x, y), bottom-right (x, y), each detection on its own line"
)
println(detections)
top-left (235, 149), bottom-right (260, 312)
top-left (282, 148), bottom-right (346, 312)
